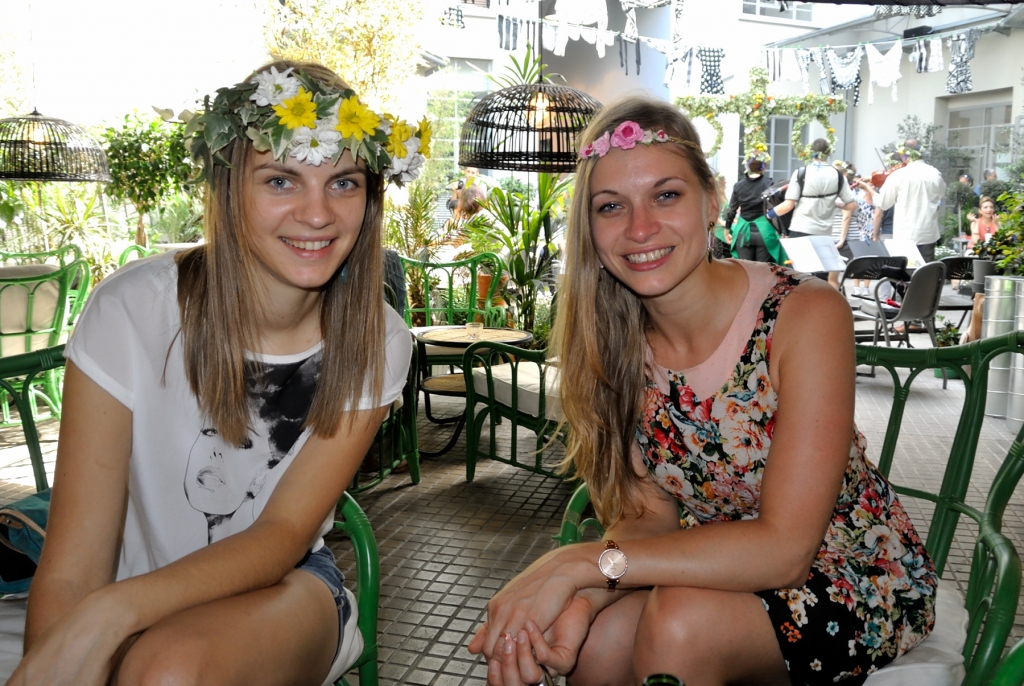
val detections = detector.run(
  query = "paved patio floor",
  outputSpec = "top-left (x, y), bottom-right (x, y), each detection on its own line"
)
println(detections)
top-left (1, 349), bottom-right (1023, 685)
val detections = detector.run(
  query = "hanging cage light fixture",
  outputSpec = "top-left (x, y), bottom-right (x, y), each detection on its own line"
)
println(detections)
top-left (458, 82), bottom-right (601, 173)
top-left (0, 109), bottom-right (112, 183)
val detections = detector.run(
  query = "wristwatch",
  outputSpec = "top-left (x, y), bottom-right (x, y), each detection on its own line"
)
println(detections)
top-left (598, 540), bottom-right (627, 591)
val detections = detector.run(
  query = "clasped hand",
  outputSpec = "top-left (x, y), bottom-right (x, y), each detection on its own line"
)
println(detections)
top-left (467, 545), bottom-right (598, 685)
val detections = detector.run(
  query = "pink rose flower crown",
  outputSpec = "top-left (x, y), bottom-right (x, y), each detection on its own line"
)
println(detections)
top-left (579, 120), bottom-right (703, 160)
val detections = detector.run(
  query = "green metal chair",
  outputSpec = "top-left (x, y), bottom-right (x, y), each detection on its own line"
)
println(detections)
top-left (0, 259), bottom-right (90, 425)
top-left (117, 244), bottom-right (161, 266)
top-left (333, 492), bottom-right (381, 686)
top-left (462, 341), bottom-right (565, 481)
top-left (555, 333), bottom-right (1024, 686)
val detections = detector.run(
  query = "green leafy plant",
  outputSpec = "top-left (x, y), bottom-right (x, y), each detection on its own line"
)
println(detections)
top-left (101, 113), bottom-right (193, 246)
top-left (148, 191), bottom-right (204, 244)
top-left (980, 179), bottom-right (1013, 210)
top-left (384, 182), bottom-right (442, 326)
top-left (478, 172), bottom-right (571, 333)
top-left (488, 43), bottom-right (558, 89)
top-left (935, 317), bottom-right (960, 347)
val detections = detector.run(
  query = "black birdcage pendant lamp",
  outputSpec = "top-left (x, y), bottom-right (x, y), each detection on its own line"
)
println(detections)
top-left (0, 109), bottom-right (112, 183)
top-left (458, 83), bottom-right (601, 173)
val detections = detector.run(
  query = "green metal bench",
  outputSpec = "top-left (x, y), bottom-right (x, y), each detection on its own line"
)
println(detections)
top-left (555, 333), bottom-right (1024, 686)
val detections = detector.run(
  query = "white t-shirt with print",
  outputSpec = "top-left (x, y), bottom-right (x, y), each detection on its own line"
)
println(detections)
top-left (65, 251), bottom-right (411, 581)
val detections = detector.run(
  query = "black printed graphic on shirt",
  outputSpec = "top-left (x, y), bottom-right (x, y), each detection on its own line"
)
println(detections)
top-left (184, 352), bottom-right (321, 544)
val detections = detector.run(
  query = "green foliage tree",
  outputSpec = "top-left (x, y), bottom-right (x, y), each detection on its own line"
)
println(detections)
top-left (264, 0), bottom-right (425, 113)
top-left (101, 114), bottom-right (193, 246)
top-left (420, 87), bottom-right (480, 193)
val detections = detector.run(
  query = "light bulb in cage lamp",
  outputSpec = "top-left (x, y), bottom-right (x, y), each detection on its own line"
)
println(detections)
top-left (529, 91), bottom-right (550, 128)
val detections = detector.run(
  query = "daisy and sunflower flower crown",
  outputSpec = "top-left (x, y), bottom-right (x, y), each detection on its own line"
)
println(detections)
top-left (578, 120), bottom-right (702, 160)
top-left (173, 66), bottom-right (432, 187)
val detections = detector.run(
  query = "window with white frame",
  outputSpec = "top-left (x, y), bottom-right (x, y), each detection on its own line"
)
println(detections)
top-left (742, 0), bottom-right (813, 22)
top-left (947, 103), bottom-right (1015, 181)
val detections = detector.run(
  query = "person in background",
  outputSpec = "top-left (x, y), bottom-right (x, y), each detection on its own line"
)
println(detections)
top-left (711, 173), bottom-right (733, 259)
top-left (976, 168), bottom-right (997, 195)
top-left (835, 165), bottom-right (877, 296)
top-left (725, 157), bottom-right (783, 264)
top-left (959, 173), bottom-right (975, 190)
top-left (968, 195), bottom-right (1001, 250)
top-left (767, 139), bottom-right (855, 243)
top-left (875, 139), bottom-right (946, 262)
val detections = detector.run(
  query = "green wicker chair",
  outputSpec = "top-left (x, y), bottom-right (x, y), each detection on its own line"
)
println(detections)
top-left (0, 259), bottom-right (90, 425)
top-left (333, 492), bottom-right (381, 686)
top-left (555, 333), bottom-right (1024, 686)
top-left (462, 341), bottom-right (564, 481)
top-left (0, 346), bottom-right (67, 492)
top-left (400, 252), bottom-right (505, 452)
top-left (347, 332), bottom-right (420, 495)
top-left (117, 244), bottom-right (161, 266)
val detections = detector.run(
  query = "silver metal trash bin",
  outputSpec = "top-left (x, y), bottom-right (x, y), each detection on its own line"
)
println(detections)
top-left (1006, 281), bottom-right (1024, 433)
top-left (984, 275), bottom-right (1022, 419)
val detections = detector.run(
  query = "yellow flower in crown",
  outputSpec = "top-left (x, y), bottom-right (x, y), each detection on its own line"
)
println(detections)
top-left (384, 115), bottom-right (413, 159)
top-left (336, 96), bottom-right (381, 141)
top-left (417, 117), bottom-right (432, 157)
top-left (273, 88), bottom-right (318, 130)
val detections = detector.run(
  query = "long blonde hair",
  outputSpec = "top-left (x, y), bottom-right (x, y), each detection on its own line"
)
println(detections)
top-left (552, 97), bottom-right (716, 526)
top-left (175, 60), bottom-right (385, 446)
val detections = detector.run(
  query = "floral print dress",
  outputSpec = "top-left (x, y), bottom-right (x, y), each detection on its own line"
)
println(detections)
top-left (636, 266), bottom-right (937, 685)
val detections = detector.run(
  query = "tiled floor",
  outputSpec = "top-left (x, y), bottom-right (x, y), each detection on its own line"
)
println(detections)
top-left (2, 346), bottom-right (1024, 685)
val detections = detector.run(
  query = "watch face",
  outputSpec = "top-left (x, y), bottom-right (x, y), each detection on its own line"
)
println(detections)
top-left (599, 549), bottom-right (627, 579)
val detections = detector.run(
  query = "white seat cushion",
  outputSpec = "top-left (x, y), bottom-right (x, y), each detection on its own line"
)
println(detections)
top-left (472, 362), bottom-right (562, 421)
top-left (863, 582), bottom-right (967, 686)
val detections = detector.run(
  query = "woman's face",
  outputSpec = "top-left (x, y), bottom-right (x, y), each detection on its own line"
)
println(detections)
top-left (981, 201), bottom-right (995, 217)
top-left (244, 148), bottom-right (368, 295)
top-left (589, 142), bottom-right (715, 300)
top-left (184, 426), bottom-right (269, 516)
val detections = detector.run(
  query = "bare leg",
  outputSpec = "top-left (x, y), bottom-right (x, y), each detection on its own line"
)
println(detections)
top-left (114, 568), bottom-right (342, 686)
top-left (569, 587), bottom-right (789, 686)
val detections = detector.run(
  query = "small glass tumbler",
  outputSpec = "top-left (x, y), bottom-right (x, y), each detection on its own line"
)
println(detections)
top-left (465, 322), bottom-right (484, 340)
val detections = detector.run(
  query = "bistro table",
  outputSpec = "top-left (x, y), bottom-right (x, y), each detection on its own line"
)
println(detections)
top-left (413, 326), bottom-right (533, 457)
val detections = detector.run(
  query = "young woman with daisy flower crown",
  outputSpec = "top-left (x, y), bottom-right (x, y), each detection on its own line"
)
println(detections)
top-left (8, 61), bottom-right (428, 686)
top-left (468, 98), bottom-right (936, 686)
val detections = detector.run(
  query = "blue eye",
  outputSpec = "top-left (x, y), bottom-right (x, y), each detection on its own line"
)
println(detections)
top-left (596, 202), bottom-right (620, 213)
top-left (333, 178), bottom-right (358, 191)
top-left (268, 177), bottom-right (292, 190)
top-left (658, 190), bottom-right (680, 201)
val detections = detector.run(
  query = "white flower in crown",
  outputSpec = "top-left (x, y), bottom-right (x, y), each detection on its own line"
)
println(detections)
top-left (250, 66), bottom-right (300, 107)
top-left (290, 120), bottom-right (342, 166)
top-left (653, 130), bottom-right (670, 142)
top-left (386, 137), bottom-right (425, 185)
top-left (641, 129), bottom-right (654, 144)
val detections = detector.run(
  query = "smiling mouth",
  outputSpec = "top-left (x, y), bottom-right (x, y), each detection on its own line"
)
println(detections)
top-left (625, 247), bottom-right (673, 264)
top-left (281, 237), bottom-right (334, 251)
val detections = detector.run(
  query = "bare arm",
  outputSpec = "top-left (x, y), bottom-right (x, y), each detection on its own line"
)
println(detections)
top-left (772, 199), bottom-right (796, 217)
top-left (471, 281), bottom-right (855, 656)
top-left (25, 362), bottom-right (131, 648)
top-left (838, 206), bottom-right (853, 246)
top-left (970, 219), bottom-right (981, 243)
top-left (872, 206), bottom-right (883, 241)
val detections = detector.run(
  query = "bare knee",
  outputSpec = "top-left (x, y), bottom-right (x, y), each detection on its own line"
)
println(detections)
top-left (115, 628), bottom-right (210, 686)
top-left (570, 590), bottom-right (649, 686)
top-left (635, 586), bottom-right (712, 663)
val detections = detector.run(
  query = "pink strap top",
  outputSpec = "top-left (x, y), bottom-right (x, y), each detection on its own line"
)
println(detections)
top-left (645, 260), bottom-right (776, 400)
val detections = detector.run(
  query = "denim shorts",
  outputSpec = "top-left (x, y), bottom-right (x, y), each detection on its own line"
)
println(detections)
top-left (296, 546), bottom-right (361, 684)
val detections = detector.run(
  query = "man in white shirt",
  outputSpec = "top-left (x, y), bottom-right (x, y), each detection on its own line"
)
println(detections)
top-left (874, 139), bottom-right (946, 262)
top-left (768, 138), bottom-right (856, 238)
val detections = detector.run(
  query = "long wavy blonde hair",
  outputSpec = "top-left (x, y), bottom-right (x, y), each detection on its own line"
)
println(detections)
top-left (552, 97), bottom-right (716, 526)
top-left (175, 60), bottom-right (385, 446)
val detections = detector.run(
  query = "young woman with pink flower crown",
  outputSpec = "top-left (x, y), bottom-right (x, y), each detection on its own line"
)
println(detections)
top-left (8, 61), bottom-right (429, 686)
top-left (468, 98), bottom-right (936, 686)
